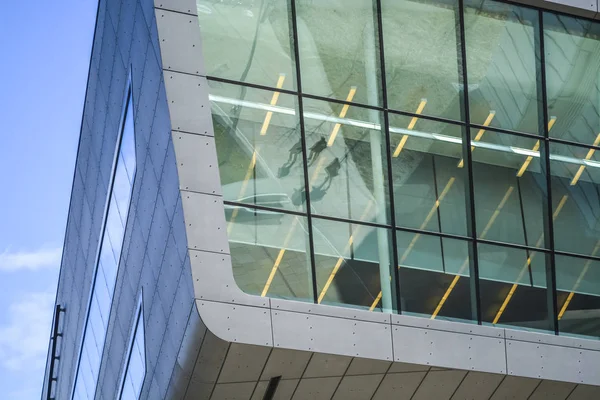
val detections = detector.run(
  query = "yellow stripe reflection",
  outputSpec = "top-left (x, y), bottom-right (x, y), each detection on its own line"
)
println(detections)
top-left (492, 194), bottom-right (568, 325)
top-left (516, 117), bottom-right (556, 178)
top-left (430, 186), bottom-right (514, 319)
top-left (458, 111), bottom-right (496, 168)
top-left (393, 99), bottom-right (427, 157)
top-left (327, 87), bottom-right (357, 147)
top-left (260, 74), bottom-right (286, 135)
top-left (570, 133), bottom-right (600, 186)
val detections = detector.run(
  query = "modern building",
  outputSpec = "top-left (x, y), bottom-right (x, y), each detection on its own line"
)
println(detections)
top-left (42, 0), bottom-right (600, 398)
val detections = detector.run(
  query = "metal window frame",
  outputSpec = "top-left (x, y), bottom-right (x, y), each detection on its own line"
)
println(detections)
top-left (117, 290), bottom-right (146, 400)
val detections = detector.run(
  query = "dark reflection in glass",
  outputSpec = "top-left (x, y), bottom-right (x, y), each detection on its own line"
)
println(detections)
top-left (478, 242), bottom-right (550, 332)
top-left (544, 13), bottom-right (600, 145)
top-left (197, 0), bottom-right (296, 91)
top-left (472, 129), bottom-right (546, 248)
top-left (388, 114), bottom-right (467, 236)
top-left (464, 0), bottom-right (540, 135)
top-left (296, 0), bottom-right (382, 106)
top-left (302, 97), bottom-right (390, 224)
top-left (210, 82), bottom-right (307, 214)
top-left (228, 209), bottom-right (313, 302)
top-left (397, 230), bottom-right (472, 321)
top-left (382, 0), bottom-right (463, 121)
top-left (312, 218), bottom-right (395, 312)
top-left (550, 141), bottom-right (600, 257)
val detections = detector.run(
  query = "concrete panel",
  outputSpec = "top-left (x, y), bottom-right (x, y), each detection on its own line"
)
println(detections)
top-left (568, 384), bottom-right (600, 399)
top-left (529, 380), bottom-right (576, 400)
top-left (155, 0), bottom-right (198, 15)
top-left (489, 376), bottom-right (540, 400)
top-left (412, 370), bottom-right (467, 400)
top-left (211, 382), bottom-right (256, 400)
top-left (303, 353), bottom-right (352, 378)
top-left (172, 131), bottom-right (221, 195)
top-left (251, 379), bottom-right (299, 400)
top-left (163, 71), bottom-right (212, 134)
top-left (392, 325), bottom-right (506, 374)
top-left (388, 362), bottom-right (430, 373)
top-left (372, 372), bottom-right (427, 400)
top-left (345, 358), bottom-right (391, 376)
top-left (260, 349), bottom-right (312, 380)
top-left (506, 329), bottom-right (600, 352)
top-left (292, 377), bottom-right (341, 400)
top-left (272, 309), bottom-right (393, 360)
top-left (332, 374), bottom-right (384, 400)
top-left (218, 343), bottom-right (271, 383)
top-left (545, 0), bottom-right (597, 13)
top-left (155, 9), bottom-right (205, 75)
top-left (181, 191), bottom-right (229, 254)
top-left (272, 298), bottom-right (391, 325)
top-left (185, 330), bottom-right (229, 399)
top-left (392, 314), bottom-right (503, 339)
top-left (197, 300), bottom-right (273, 347)
top-left (451, 372), bottom-right (504, 400)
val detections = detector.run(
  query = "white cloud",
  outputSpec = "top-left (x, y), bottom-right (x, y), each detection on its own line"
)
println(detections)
top-left (0, 247), bottom-right (62, 272)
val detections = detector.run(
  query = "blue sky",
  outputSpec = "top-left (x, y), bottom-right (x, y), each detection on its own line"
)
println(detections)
top-left (0, 1), bottom-right (97, 398)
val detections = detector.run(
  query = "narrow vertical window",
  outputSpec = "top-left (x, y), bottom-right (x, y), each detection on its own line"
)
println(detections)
top-left (118, 294), bottom-right (146, 400)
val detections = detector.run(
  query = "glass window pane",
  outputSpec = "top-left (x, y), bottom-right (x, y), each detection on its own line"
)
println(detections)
top-left (556, 255), bottom-right (600, 339)
top-left (544, 13), bottom-right (600, 144)
top-left (397, 230), bottom-right (472, 321)
top-left (464, 0), bottom-right (540, 135)
top-left (113, 159), bottom-right (132, 226)
top-left (121, 103), bottom-right (136, 183)
top-left (550, 141), bottom-right (600, 257)
top-left (197, 0), bottom-right (296, 90)
top-left (312, 218), bottom-right (395, 312)
top-left (296, 0), bottom-right (382, 106)
top-left (302, 97), bottom-right (390, 224)
top-left (472, 129), bottom-right (546, 248)
top-left (211, 82), bottom-right (307, 214)
top-left (382, 0), bottom-right (463, 121)
top-left (389, 114), bottom-right (467, 236)
top-left (478, 242), bottom-right (550, 332)
top-left (228, 210), bottom-right (313, 302)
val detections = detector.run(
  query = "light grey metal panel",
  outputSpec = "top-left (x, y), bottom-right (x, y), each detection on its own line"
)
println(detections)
top-left (345, 358), bottom-right (391, 376)
top-left (251, 379), bottom-right (299, 400)
top-left (506, 338), bottom-right (600, 384)
top-left (155, 0), bottom-right (198, 15)
top-left (392, 325), bottom-right (506, 374)
top-left (545, 0), bottom-right (597, 13)
top-left (271, 298), bottom-right (391, 325)
top-left (218, 343), bottom-right (271, 383)
top-left (332, 374), bottom-right (384, 400)
top-left (412, 370), bottom-right (467, 400)
top-left (372, 372), bottom-right (427, 400)
top-left (489, 376), bottom-right (540, 400)
top-left (181, 192), bottom-right (229, 254)
top-left (292, 377), bottom-right (342, 400)
top-left (190, 249), bottom-right (269, 308)
top-left (568, 384), bottom-right (600, 399)
top-left (392, 314), bottom-right (503, 339)
top-left (529, 380), bottom-right (576, 400)
top-left (303, 354), bottom-right (352, 378)
top-left (387, 362), bottom-right (430, 373)
top-left (260, 349), bottom-right (312, 380)
top-left (197, 300), bottom-right (273, 347)
top-left (211, 382), bottom-right (256, 400)
top-left (451, 372), bottom-right (504, 400)
top-left (163, 71), bottom-right (212, 134)
top-left (155, 9), bottom-right (205, 75)
top-left (272, 309), bottom-right (393, 360)
top-left (506, 329), bottom-right (600, 352)
top-left (172, 131), bottom-right (221, 196)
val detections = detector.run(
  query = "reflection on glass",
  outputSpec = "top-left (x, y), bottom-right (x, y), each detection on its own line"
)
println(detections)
top-left (397, 230), bottom-right (472, 321)
top-left (296, 0), bottom-right (382, 106)
top-left (472, 130), bottom-right (546, 248)
top-left (544, 13), bottom-right (600, 144)
top-left (312, 218), bottom-right (395, 312)
top-left (389, 114), bottom-right (467, 236)
top-left (478, 242), bottom-right (550, 332)
top-left (119, 300), bottom-right (145, 400)
top-left (464, 0), bottom-right (540, 135)
top-left (556, 255), bottom-right (600, 338)
top-left (197, 0), bottom-right (296, 91)
top-left (302, 97), bottom-right (390, 224)
top-left (228, 210), bottom-right (313, 302)
top-left (211, 82), bottom-right (307, 214)
top-left (382, 0), bottom-right (463, 121)
top-left (550, 141), bottom-right (600, 257)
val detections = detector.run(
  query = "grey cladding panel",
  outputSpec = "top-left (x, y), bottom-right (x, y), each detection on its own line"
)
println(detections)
top-left (172, 131), bottom-right (221, 196)
top-left (163, 72), bottom-right (212, 134)
top-left (181, 191), bottom-right (229, 254)
top-left (155, 9), bottom-right (205, 75)
top-left (155, 0), bottom-right (198, 15)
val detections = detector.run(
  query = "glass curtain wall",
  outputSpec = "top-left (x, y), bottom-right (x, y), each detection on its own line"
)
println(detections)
top-left (197, 0), bottom-right (600, 339)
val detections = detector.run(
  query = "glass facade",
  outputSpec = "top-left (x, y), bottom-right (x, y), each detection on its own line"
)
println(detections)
top-left (73, 88), bottom-right (136, 399)
top-left (118, 295), bottom-right (146, 400)
top-left (198, 0), bottom-right (600, 338)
